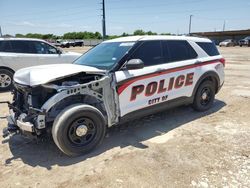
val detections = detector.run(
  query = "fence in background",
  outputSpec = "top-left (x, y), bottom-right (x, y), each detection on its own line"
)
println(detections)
top-left (84, 39), bottom-right (102, 46)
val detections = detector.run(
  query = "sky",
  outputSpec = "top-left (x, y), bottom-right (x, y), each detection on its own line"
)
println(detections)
top-left (0, 0), bottom-right (250, 36)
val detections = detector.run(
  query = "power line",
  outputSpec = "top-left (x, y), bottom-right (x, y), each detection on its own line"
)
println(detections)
top-left (106, 5), bottom-right (245, 17)
top-left (3, 4), bottom-right (96, 17)
top-left (106, 0), bottom-right (202, 10)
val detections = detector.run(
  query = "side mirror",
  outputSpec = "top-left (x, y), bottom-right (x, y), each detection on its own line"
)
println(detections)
top-left (57, 48), bottom-right (62, 54)
top-left (126, 59), bottom-right (144, 70)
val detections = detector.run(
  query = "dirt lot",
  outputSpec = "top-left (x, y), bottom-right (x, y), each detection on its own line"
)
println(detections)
top-left (0, 47), bottom-right (250, 188)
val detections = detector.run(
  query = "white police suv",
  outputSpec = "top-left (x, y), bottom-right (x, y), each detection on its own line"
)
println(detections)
top-left (2, 35), bottom-right (225, 156)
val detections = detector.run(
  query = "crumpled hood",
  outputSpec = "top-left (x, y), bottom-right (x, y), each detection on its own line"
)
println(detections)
top-left (14, 64), bottom-right (105, 86)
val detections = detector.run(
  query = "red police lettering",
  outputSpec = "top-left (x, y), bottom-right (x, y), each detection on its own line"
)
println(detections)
top-left (145, 82), bottom-right (158, 96)
top-left (168, 77), bottom-right (174, 91)
top-left (158, 80), bottom-right (167, 93)
top-left (185, 73), bottom-right (194, 86)
top-left (129, 72), bottom-right (194, 101)
top-left (175, 75), bottom-right (185, 89)
top-left (130, 85), bottom-right (144, 101)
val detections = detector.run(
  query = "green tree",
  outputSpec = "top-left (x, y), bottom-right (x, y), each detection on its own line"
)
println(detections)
top-left (122, 32), bottom-right (129, 37)
top-left (133, 29), bottom-right (146, 35)
top-left (15, 33), bottom-right (25, 38)
top-left (160, 32), bottom-right (171, 35)
top-left (146, 31), bottom-right (157, 35)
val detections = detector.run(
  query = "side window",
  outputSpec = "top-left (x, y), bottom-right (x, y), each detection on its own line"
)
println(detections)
top-left (10, 41), bottom-right (33, 53)
top-left (0, 41), bottom-right (12, 52)
top-left (196, 42), bottom-right (219, 56)
top-left (43, 43), bottom-right (58, 54)
top-left (31, 42), bottom-right (58, 54)
top-left (129, 41), bottom-right (162, 66)
top-left (163, 40), bottom-right (197, 62)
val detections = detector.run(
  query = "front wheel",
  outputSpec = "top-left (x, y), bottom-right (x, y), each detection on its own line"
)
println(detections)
top-left (192, 80), bottom-right (215, 112)
top-left (0, 69), bottom-right (14, 92)
top-left (52, 104), bottom-right (106, 156)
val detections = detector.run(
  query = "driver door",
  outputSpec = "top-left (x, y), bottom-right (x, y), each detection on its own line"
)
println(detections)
top-left (115, 41), bottom-right (164, 117)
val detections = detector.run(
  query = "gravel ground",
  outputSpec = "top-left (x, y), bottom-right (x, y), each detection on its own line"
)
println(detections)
top-left (0, 46), bottom-right (249, 188)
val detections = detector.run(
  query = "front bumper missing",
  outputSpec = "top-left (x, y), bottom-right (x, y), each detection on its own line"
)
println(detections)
top-left (7, 110), bottom-right (34, 133)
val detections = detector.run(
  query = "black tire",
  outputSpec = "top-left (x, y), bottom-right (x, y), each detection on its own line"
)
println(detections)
top-left (52, 104), bottom-right (106, 156)
top-left (192, 80), bottom-right (215, 112)
top-left (0, 69), bottom-right (14, 92)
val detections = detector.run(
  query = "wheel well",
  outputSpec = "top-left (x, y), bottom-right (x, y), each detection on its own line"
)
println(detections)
top-left (192, 72), bottom-right (220, 98)
top-left (201, 76), bottom-right (218, 93)
top-left (47, 94), bottom-right (107, 123)
top-left (0, 66), bottom-right (15, 74)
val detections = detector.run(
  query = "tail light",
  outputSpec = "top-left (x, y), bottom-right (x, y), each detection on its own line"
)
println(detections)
top-left (219, 58), bottom-right (225, 67)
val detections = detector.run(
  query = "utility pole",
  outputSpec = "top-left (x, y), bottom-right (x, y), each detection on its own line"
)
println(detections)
top-left (223, 20), bottom-right (226, 32)
top-left (189, 15), bottom-right (193, 35)
top-left (101, 0), bottom-right (106, 40)
top-left (0, 26), bottom-right (2, 37)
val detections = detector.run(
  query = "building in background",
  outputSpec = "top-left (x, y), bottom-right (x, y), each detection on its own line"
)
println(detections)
top-left (191, 29), bottom-right (250, 45)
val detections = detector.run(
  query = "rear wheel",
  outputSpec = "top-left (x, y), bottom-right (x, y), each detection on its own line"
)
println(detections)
top-left (192, 80), bottom-right (215, 112)
top-left (0, 69), bottom-right (14, 92)
top-left (52, 104), bottom-right (106, 156)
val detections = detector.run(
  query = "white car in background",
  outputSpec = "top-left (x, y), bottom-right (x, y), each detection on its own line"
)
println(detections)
top-left (0, 38), bottom-right (81, 91)
top-left (219, 39), bottom-right (237, 47)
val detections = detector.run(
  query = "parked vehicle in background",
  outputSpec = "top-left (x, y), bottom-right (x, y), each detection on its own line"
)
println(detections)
top-left (238, 36), bottom-right (250, 47)
top-left (219, 39), bottom-right (237, 47)
top-left (0, 38), bottom-right (81, 91)
top-left (3, 36), bottom-right (225, 156)
top-left (53, 40), bottom-right (84, 48)
top-left (60, 40), bottom-right (70, 48)
top-left (73, 40), bottom-right (84, 47)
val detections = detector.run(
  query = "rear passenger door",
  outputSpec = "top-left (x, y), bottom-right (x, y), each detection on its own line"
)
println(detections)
top-left (116, 40), bottom-right (198, 117)
top-left (0, 41), bottom-right (39, 71)
top-left (161, 40), bottom-right (198, 102)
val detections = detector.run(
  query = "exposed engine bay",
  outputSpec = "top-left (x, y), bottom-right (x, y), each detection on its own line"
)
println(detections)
top-left (5, 71), bottom-right (119, 138)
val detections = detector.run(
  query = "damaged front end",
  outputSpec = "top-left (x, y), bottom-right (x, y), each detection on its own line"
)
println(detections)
top-left (3, 83), bottom-right (53, 138)
top-left (3, 70), bottom-right (119, 139)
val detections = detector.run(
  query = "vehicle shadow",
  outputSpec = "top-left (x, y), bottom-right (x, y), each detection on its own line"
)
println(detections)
top-left (4, 100), bottom-right (226, 170)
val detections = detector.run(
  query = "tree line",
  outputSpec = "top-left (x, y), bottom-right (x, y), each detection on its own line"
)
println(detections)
top-left (15, 30), bottom-right (171, 40)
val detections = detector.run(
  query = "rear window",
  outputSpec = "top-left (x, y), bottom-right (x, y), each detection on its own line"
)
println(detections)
top-left (196, 42), bottom-right (219, 56)
top-left (0, 40), bottom-right (38, 53)
top-left (10, 41), bottom-right (35, 53)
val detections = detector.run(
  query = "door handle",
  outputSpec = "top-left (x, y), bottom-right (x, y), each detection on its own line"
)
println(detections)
top-left (195, 60), bottom-right (202, 64)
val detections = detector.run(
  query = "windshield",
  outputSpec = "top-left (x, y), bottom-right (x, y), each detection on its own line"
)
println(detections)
top-left (74, 42), bottom-right (135, 70)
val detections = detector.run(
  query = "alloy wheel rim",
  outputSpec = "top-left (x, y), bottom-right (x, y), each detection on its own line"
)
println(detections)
top-left (0, 74), bottom-right (11, 88)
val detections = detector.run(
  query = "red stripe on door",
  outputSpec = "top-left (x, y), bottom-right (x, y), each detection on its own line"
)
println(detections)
top-left (117, 60), bottom-right (220, 95)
